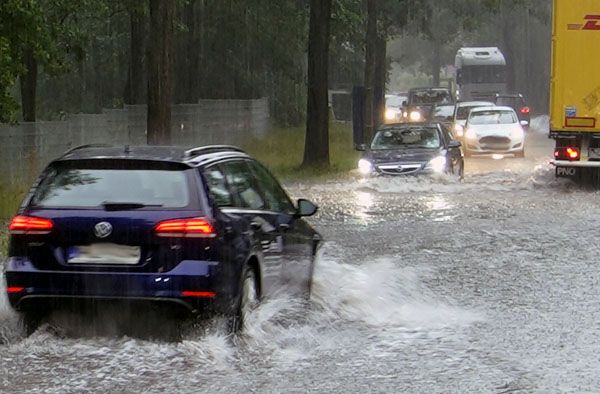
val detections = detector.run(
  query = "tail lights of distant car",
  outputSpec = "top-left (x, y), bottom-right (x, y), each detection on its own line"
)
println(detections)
top-left (358, 159), bottom-right (373, 175)
top-left (520, 107), bottom-right (530, 114)
top-left (5, 287), bottom-right (25, 293)
top-left (155, 218), bottom-right (216, 238)
top-left (554, 147), bottom-right (580, 161)
top-left (9, 216), bottom-right (54, 235)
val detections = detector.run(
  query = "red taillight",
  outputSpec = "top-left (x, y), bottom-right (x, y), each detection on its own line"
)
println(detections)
top-left (555, 147), bottom-right (580, 161)
top-left (9, 216), bottom-right (54, 234)
top-left (155, 218), bottom-right (215, 238)
top-left (520, 107), bottom-right (530, 114)
top-left (181, 291), bottom-right (216, 297)
top-left (6, 287), bottom-right (25, 293)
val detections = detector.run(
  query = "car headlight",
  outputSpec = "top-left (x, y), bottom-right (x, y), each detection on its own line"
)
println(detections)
top-left (385, 109), bottom-right (397, 120)
top-left (409, 111), bottom-right (422, 121)
top-left (454, 124), bottom-right (464, 137)
top-left (358, 159), bottom-right (373, 174)
top-left (427, 156), bottom-right (447, 173)
top-left (510, 127), bottom-right (524, 139)
top-left (465, 128), bottom-right (477, 139)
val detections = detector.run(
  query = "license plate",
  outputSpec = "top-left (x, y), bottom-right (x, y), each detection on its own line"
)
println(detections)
top-left (67, 244), bottom-right (141, 265)
top-left (556, 167), bottom-right (577, 177)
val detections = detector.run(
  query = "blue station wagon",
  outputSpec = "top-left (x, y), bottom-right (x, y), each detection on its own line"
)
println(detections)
top-left (4, 145), bottom-right (321, 333)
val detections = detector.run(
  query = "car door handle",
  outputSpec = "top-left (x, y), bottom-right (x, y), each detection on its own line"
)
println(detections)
top-left (250, 221), bottom-right (262, 231)
top-left (279, 223), bottom-right (290, 232)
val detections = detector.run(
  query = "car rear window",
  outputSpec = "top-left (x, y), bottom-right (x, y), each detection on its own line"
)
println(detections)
top-left (495, 97), bottom-right (524, 107)
top-left (31, 163), bottom-right (190, 208)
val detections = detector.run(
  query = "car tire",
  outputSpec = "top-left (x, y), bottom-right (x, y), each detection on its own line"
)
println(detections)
top-left (230, 265), bottom-right (260, 333)
top-left (20, 311), bottom-right (44, 336)
top-left (457, 160), bottom-right (465, 180)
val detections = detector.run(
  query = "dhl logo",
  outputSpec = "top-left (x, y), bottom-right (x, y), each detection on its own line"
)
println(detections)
top-left (568, 15), bottom-right (600, 30)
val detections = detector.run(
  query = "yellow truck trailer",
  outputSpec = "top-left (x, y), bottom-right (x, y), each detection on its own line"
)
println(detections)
top-left (551, 0), bottom-right (600, 177)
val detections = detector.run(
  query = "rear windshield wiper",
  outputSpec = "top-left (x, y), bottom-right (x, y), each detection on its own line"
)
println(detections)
top-left (101, 201), bottom-right (163, 211)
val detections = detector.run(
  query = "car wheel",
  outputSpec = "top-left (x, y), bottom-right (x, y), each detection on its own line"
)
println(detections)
top-left (20, 311), bottom-right (44, 336)
top-left (515, 149), bottom-right (525, 158)
top-left (457, 160), bottom-right (465, 180)
top-left (230, 266), bottom-right (259, 333)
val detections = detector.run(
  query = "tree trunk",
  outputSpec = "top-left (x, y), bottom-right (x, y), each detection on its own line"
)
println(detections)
top-left (374, 34), bottom-right (387, 130)
top-left (432, 41), bottom-right (441, 87)
top-left (363, 0), bottom-right (377, 143)
top-left (302, 0), bottom-right (332, 168)
top-left (125, 7), bottom-right (147, 105)
top-left (20, 47), bottom-right (37, 122)
top-left (147, 0), bottom-right (174, 145)
top-left (125, 8), bottom-right (147, 104)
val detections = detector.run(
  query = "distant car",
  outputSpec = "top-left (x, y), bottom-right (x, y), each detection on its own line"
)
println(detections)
top-left (403, 87), bottom-right (455, 122)
top-left (463, 106), bottom-right (526, 157)
top-left (494, 93), bottom-right (530, 127)
top-left (356, 122), bottom-right (464, 177)
top-left (4, 144), bottom-right (321, 333)
top-left (432, 103), bottom-right (456, 128)
top-left (452, 101), bottom-right (495, 138)
top-left (384, 93), bottom-right (408, 123)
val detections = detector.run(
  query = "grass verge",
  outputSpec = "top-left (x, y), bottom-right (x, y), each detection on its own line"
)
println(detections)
top-left (242, 121), bottom-right (360, 179)
top-left (0, 221), bottom-right (7, 257)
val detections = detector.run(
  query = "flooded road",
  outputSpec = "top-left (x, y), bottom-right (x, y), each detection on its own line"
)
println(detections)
top-left (2, 118), bottom-right (600, 393)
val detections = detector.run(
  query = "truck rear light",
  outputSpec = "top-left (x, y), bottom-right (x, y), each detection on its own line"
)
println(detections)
top-left (155, 218), bottom-right (215, 238)
top-left (520, 107), bottom-right (530, 114)
top-left (9, 215), bottom-right (54, 234)
top-left (181, 291), bottom-right (216, 297)
top-left (554, 147), bottom-right (580, 161)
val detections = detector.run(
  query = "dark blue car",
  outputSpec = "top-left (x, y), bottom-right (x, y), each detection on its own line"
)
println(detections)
top-left (4, 145), bottom-right (321, 333)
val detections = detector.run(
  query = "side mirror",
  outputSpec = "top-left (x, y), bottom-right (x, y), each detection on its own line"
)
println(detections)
top-left (448, 140), bottom-right (461, 148)
top-left (520, 120), bottom-right (529, 127)
top-left (355, 143), bottom-right (367, 151)
top-left (295, 199), bottom-right (318, 218)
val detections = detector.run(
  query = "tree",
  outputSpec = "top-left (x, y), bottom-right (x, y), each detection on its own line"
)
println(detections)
top-left (302, 0), bottom-right (332, 168)
top-left (147, 0), bottom-right (174, 145)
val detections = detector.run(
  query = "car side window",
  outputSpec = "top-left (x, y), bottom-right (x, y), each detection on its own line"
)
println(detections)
top-left (247, 160), bottom-right (296, 214)
top-left (220, 160), bottom-right (265, 210)
top-left (203, 165), bottom-right (233, 207)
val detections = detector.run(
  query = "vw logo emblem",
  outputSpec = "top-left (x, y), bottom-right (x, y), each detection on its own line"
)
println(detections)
top-left (94, 221), bottom-right (113, 238)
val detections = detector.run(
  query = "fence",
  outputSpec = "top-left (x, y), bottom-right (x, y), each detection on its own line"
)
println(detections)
top-left (0, 98), bottom-right (270, 186)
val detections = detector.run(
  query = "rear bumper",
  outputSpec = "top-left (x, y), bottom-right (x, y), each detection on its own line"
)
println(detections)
top-left (4, 257), bottom-right (237, 314)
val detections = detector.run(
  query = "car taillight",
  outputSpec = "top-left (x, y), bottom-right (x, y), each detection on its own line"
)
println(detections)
top-left (554, 147), bottom-right (580, 161)
top-left (520, 107), bottom-right (530, 114)
top-left (181, 291), bottom-right (216, 297)
top-left (155, 217), bottom-right (215, 238)
top-left (6, 287), bottom-right (25, 293)
top-left (9, 215), bottom-right (54, 235)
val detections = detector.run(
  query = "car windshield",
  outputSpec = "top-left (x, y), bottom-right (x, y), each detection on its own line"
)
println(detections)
top-left (456, 105), bottom-right (488, 120)
top-left (433, 105), bottom-right (454, 118)
top-left (495, 97), bottom-right (524, 107)
top-left (385, 95), bottom-right (406, 107)
top-left (469, 110), bottom-right (517, 125)
top-left (31, 166), bottom-right (190, 208)
top-left (410, 90), bottom-right (453, 105)
top-left (370, 127), bottom-right (441, 150)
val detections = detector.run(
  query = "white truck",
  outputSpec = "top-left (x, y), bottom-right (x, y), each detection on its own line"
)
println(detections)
top-left (454, 47), bottom-right (507, 102)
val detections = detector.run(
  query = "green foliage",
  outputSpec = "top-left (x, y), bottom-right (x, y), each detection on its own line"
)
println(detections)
top-left (0, 223), bottom-right (7, 257)
top-left (0, 182), bottom-right (26, 220)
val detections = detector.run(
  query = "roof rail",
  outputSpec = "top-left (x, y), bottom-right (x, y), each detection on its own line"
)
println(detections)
top-left (183, 145), bottom-right (246, 159)
top-left (61, 144), bottom-right (113, 157)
